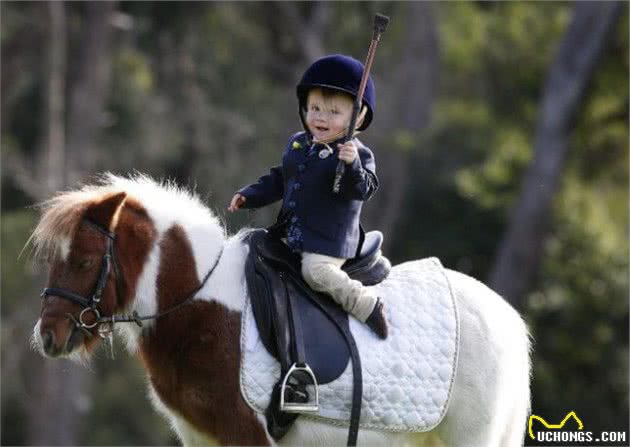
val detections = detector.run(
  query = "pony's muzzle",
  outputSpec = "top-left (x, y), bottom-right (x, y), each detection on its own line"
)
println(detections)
top-left (41, 330), bottom-right (62, 357)
top-left (38, 317), bottom-right (83, 358)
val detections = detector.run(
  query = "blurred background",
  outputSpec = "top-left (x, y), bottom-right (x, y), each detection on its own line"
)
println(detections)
top-left (1, 1), bottom-right (628, 445)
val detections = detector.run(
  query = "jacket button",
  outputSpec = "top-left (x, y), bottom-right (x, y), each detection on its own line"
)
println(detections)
top-left (291, 216), bottom-right (298, 223)
top-left (288, 201), bottom-right (296, 208)
top-left (298, 164), bottom-right (306, 172)
top-left (293, 183), bottom-right (301, 191)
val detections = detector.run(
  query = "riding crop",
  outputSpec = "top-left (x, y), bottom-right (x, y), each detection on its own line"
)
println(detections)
top-left (332, 13), bottom-right (390, 194)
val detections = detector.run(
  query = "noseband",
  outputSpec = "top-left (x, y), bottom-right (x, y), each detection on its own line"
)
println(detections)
top-left (40, 219), bottom-right (222, 334)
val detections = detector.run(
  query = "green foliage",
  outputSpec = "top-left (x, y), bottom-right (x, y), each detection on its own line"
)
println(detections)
top-left (395, 3), bottom-right (628, 438)
top-left (1, 210), bottom-right (41, 445)
top-left (1, 210), bottom-right (39, 312)
top-left (526, 10), bottom-right (629, 433)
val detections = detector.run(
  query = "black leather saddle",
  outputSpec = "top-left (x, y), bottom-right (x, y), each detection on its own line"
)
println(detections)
top-left (244, 229), bottom-right (391, 445)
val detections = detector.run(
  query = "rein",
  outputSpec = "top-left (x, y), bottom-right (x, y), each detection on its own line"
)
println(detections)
top-left (41, 219), bottom-right (223, 336)
top-left (99, 248), bottom-right (222, 329)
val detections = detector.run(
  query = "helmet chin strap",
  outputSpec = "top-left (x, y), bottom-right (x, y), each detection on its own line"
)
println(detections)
top-left (310, 106), bottom-right (368, 145)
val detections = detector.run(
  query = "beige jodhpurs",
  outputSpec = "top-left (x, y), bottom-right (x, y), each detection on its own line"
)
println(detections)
top-left (301, 251), bottom-right (378, 322)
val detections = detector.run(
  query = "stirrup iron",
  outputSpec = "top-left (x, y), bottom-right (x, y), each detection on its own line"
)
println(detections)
top-left (280, 363), bottom-right (319, 413)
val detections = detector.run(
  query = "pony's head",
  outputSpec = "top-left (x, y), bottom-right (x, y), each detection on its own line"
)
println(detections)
top-left (30, 174), bottom-right (224, 361)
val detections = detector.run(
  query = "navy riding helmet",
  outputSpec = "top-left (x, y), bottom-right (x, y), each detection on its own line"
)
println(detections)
top-left (296, 54), bottom-right (375, 132)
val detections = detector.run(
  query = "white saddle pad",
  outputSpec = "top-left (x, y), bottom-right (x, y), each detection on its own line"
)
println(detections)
top-left (239, 257), bottom-right (459, 432)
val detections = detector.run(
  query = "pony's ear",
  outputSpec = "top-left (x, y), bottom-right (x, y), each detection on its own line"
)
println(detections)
top-left (84, 192), bottom-right (127, 230)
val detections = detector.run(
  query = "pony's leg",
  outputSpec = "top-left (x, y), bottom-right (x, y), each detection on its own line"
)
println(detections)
top-left (170, 416), bottom-right (218, 446)
top-left (147, 384), bottom-right (217, 446)
top-left (434, 321), bottom-right (501, 447)
top-left (437, 270), bottom-right (531, 447)
top-left (499, 331), bottom-right (532, 447)
top-left (499, 385), bottom-right (531, 447)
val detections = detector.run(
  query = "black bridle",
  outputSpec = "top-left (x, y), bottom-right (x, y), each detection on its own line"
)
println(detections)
top-left (40, 219), bottom-right (222, 334)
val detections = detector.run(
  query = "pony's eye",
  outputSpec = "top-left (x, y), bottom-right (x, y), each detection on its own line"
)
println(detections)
top-left (78, 259), bottom-right (93, 270)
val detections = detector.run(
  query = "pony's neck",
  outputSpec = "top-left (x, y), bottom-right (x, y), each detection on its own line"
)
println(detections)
top-left (116, 219), bottom-right (242, 354)
top-left (137, 294), bottom-right (268, 444)
top-left (128, 229), bottom-right (267, 444)
top-left (192, 233), bottom-right (249, 312)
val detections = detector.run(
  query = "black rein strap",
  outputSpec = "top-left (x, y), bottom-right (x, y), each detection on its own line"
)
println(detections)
top-left (102, 248), bottom-right (222, 328)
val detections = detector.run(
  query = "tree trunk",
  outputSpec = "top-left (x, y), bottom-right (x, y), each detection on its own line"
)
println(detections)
top-left (26, 2), bottom-right (118, 444)
top-left (66, 1), bottom-right (116, 184)
top-left (26, 3), bottom-right (90, 445)
top-left (42, 0), bottom-right (67, 193)
top-left (489, 1), bottom-right (624, 309)
top-left (277, 2), bottom-right (328, 63)
top-left (27, 360), bottom-right (92, 446)
top-left (164, 28), bottom-right (202, 184)
top-left (261, 2), bottom-right (328, 83)
top-left (369, 2), bottom-right (439, 253)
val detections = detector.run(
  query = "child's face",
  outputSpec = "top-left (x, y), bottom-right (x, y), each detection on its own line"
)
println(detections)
top-left (305, 89), bottom-right (354, 142)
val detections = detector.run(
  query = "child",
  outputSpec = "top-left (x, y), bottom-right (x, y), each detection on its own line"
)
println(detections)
top-left (229, 54), bottom-right (387, 339)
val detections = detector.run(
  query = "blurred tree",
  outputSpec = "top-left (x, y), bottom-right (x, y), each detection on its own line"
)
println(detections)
top-left (160, 3), bottom-right (212, 185)
top-left (42, 1), bottom-right (66, 194)
top-left (367, 1), bottom-right (439, 253)
top-left (274, 2), bottom-right (328, 62)
top-left (490, 1), bottom-right (625, 310)
top-left (66, 1), bottom-right (117, 184)
top-left (23, 2), bottom-right (117, 445)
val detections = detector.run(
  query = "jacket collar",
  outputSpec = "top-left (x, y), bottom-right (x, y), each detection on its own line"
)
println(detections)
top-left (305, 130), bottom-right (360, 147)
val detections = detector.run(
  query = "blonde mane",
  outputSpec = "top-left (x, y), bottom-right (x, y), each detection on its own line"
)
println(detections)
top-left (29, 173), bottom-right (222, 259)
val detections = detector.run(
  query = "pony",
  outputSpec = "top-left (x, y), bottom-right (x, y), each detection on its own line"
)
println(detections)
top-left (31, 173), bottom-right (531, 446)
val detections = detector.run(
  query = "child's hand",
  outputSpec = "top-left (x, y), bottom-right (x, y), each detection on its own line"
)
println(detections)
top-left (337, 141), bottom-right (358, 165)
top-left (228, 193), bottom-right (246, 212)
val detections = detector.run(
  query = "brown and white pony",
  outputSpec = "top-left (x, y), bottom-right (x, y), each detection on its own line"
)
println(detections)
top-left (31, 174), bottom-right (531, 446)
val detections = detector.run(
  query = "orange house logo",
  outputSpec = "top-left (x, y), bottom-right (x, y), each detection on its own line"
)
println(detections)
top-left (528, 411), bottom-right (584, 440)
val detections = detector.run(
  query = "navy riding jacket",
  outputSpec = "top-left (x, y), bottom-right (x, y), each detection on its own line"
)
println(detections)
top-left (238, 131), bottom-right (378, 258)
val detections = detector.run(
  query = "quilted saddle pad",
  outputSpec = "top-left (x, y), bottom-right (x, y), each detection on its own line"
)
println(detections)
top-left (239, 257), bottom-right (459, 432)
